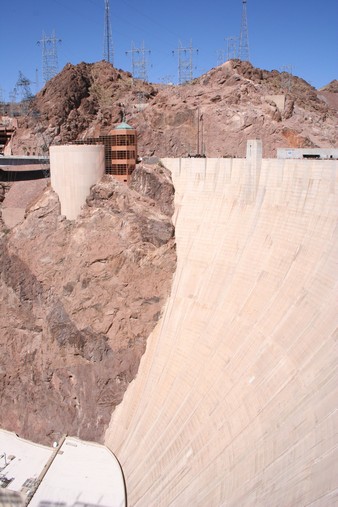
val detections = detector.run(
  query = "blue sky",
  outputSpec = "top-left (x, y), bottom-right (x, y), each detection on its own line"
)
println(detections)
top-left (1, 0), bottom-right (337, 101)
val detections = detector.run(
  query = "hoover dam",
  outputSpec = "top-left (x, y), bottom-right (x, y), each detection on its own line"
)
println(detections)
top-left (105, 150), bottom-right (338, 505)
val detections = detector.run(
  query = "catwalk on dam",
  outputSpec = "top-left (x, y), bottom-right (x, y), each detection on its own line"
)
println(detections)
top-left (106, 154), bottom-right (338, 506)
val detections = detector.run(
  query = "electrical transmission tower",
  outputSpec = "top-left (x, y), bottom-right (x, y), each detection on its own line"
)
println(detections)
top-left (16, 72), bottom-right (33, 102)
top-left (16, 72), bottom-right (34, 114)
top-left (280, 65), bottom-right (294, 91)
top-left (126, 42), bottom-right (151, 81)
top-left (38, 31), bottom-right (61, 83)
top-left (103, 0), bottom-right (114, 64)
top-left (216, 49), bottom-right (225, 67)
top-left (238, 0), bottom-right (250, 61)
top-left (217, 36), bottom-right (238, 66)
top-left (225, 36), bottom-right (238, 60)
top-left (173, 40), bottom-right (198, 85)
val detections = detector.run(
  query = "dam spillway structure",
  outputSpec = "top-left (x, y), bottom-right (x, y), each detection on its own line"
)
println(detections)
top-left (50, 144), bottom-right (105, 220)
top-left (105, 145), bottom-right (338, 506)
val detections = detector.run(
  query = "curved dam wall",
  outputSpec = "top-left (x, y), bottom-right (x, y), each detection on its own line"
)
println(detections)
top-left (105, 157), bottom-right (338, 506)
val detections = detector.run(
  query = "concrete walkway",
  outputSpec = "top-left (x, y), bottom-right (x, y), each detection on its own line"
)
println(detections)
top-left (0, 430), bottom-right (125, 507)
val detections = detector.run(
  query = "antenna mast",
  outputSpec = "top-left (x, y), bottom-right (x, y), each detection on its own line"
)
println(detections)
top-left (38, 31), bottom-right (61, 83)
top-left (103, 0), bottom-right (114, 64)
top-left (239, 0), bottom-right (250, 61)
top-left (173, 40), bottom-right (198, 85)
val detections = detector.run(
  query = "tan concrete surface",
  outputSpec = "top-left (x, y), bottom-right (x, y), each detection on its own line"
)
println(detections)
top-left (0, 429), bottom-right (53, 492)
top-left (50, 144), bottom-right (105, 220)
top-left (105, 157), bottom-right (338, 506)
top-left (30, 437), bottom-right (125, 507)
top-left (0, 430), bottom-right (126, 506)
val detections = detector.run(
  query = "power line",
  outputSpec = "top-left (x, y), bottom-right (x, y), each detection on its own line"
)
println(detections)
top-left (239, 0), bottom-right (249, 61)
top-left (172, 40), bottom-right (198, 85)
top-left (103, 0), bottom-right (114, 64)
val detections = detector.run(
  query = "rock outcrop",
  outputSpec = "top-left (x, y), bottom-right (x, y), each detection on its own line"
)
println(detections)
top-left (0, 164), bottom-right (176, 444)
top-left (9, 60), bottom-right (337, 158)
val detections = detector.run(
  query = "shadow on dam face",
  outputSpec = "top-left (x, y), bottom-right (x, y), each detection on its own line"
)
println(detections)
top-left (105, 157), bottom-right (338, 506)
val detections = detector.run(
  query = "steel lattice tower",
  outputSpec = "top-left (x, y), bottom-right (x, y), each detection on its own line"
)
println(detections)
top-left (103, 0), bottom-right (114, 64)
top-left (280, 65), bottom-right (294, 92)
top-left (239, 0), bottom-right (250, 61)
top-left (126, 42), bottom-right (151, 81)
top-left (38, 31), bottom-right (61, 83)
top-left (173, 40), bottom-right (198, 85)
top-left (16, 72), bottom-right (33, 102)
top-left (225, 36), bottom-right (239, 60)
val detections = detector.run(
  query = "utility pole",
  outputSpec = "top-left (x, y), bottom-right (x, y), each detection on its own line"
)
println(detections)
top-left (38, 31), bottom-right (61, 83)
top-left (103, 0), bottom-right (114, 64)
top-left (196, 109), bottom-right (205, 156)
top-left (125, 41), bottom-right (151, 81)
top-left (238, 0), bottom-right (250, 61)
top-left (172, 40), bottom-right (198, 85)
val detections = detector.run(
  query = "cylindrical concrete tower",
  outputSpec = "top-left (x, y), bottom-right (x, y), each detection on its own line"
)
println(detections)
top-left (109, 122), bottom-right (137, 183)
top-left (50, 144), bottom-right (105, 220)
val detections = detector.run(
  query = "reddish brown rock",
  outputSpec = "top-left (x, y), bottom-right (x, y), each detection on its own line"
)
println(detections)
top-left (0, 164), bottom-right (176, 445)
top-left (10, 60), bottom-right (337, 159)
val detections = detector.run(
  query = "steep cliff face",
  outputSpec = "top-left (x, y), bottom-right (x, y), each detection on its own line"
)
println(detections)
top-left (0, 164), bottom-right (176, 444)
top-left (10, 60), bottom-right (337, 158)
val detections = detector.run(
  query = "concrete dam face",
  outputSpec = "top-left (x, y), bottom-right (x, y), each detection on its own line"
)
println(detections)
top-left (105, 156), bottom-right (338, 506)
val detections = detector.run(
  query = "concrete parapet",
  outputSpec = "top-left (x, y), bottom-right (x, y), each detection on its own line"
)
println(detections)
top-left (50, 144), bottom-right (105, 220)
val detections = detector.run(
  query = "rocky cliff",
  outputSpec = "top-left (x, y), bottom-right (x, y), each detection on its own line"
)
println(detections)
top-left (0, 163), bottom-right (176, 444)
top-left (9, 60), bottom-right (337, 158)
